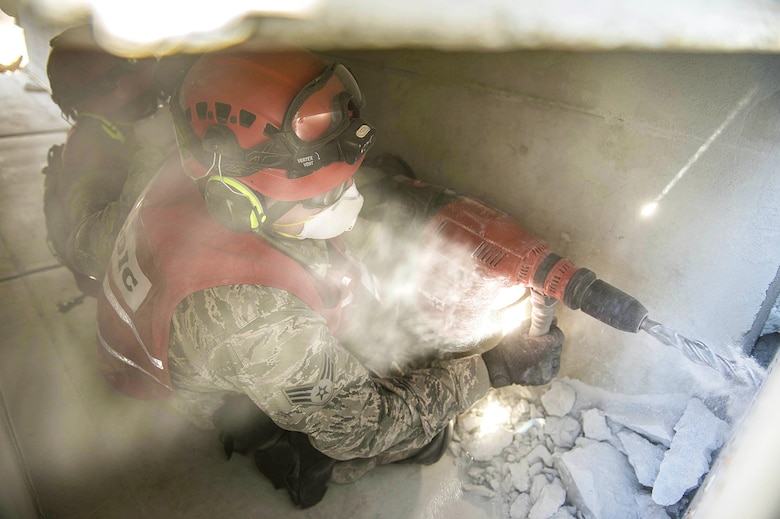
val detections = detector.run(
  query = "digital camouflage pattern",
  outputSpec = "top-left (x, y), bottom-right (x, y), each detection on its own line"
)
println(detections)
top-left (65, 148), bottom-right (163, 279)
top-left (167, 282), bottom-right (491, 461)
top-left (43, 115), bottom-right (166, 282)
top-left (164, 167), bottom-right (495, 462)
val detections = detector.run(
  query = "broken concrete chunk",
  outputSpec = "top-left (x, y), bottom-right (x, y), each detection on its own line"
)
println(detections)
top-left (636, 493), bottom-right (671, 519)
top-left (526, 443), bottom-right (554, 467)
top-left (605, 411), bottom-right (674, 448)
top-left (545, 415), bottom-right (582, 448)
top-left (462, 483), bottom-right (496, 499)
top-left (510, 398), bottom-right (531, 424)
top-left (652, 398), bottom-right (728, 506)
top-left (530, 473), bottom-right (550, 501)
top-left (581, 408), bottom-right (612, 442)
top-left (487, 470), bottom-right (504, 492)
top-left (618, 430), bottom-right (665, 488)
top-left (560, 505), bottom-right (580, 517)
top-left (464, 426), bottom-right (514, 461)
top-left (555, 441), bottom-right (640, 519)
top-left (458, 375), bottom-right (728, 518)
top-left (574, 436), bottom-right (600, 449)
top-left (509, 459), bottom-right (531, 493)
top-left (500, 472), bottom-right (514, 494)
top-left (565, 378), bottom-right (688, 447)
top-left (457, 413), bottom-right (482, 433)
top-left (529, 479), bottom-right (567, 519)
top-left (546, 437), bottom-right (556, 454)
top-left (510, 493), bottom-right (532, 519)
top-left (541, 380), bottom-right (577, 417)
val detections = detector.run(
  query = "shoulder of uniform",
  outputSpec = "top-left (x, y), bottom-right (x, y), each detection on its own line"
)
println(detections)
top-left (175, 284), bottom-right (324, 336)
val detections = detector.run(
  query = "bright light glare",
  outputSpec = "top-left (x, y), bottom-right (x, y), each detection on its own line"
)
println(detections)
top-left (88, 0), bottom-right (320, 53)
top-left (0, 17), bottom-right (29, 71)
top-left (640, 202), bottom-right (658, 218)
top-left (500, 297), bottom-right (531, 335)
top-left (515, 417), bottom-right (545, 434)
top-left (479, 400), bottom-right (511, 436)
top-left (640, 87), bottom-right (757, 221)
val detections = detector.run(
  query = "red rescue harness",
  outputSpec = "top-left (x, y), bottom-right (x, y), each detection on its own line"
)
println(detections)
top-left (96, 155), bottom-right (361, 399)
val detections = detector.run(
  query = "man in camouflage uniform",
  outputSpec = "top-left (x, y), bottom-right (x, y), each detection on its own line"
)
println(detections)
top-left (42, 25), bottom-right (179, 296)
top-left (95, 49), bottom-right (564, 508)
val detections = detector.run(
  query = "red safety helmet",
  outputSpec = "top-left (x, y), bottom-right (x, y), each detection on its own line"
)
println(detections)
top-left (172, 50), bottom-right (375, 202)
top-left (47, 25), bottom-right (158, 122)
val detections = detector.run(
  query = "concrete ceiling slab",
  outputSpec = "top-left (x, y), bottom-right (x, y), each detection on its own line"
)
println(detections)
top-left (5, 0), bottom-right (780, 57)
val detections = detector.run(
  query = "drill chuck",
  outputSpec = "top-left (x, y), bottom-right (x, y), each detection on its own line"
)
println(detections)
top-left (530, 251), bottom-right (649, 333)
top-left (564, 269), bottom-right (648, 333)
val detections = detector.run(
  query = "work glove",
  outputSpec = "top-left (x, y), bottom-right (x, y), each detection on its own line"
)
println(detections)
top-left (481, 320), bottom-right (565, 387)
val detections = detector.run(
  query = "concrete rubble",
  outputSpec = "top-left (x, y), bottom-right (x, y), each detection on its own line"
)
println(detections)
top-left (556, 440), bottom-right (640, 519)
top-left (651, 398), bottom-right (728, 506)
top-left (617, 430), bottom-right (664, 488)
top-left (452, 378), bottom-right (738, 519)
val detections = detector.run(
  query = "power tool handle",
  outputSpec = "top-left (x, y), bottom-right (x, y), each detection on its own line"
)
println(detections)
top-left (528, 289), bottom-right (558, 337)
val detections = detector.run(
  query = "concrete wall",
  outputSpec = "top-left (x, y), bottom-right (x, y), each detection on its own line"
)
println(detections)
top-left (11, 0), bottom-right (779, 394)
top-left (332, 49), bottom-right (780, 394)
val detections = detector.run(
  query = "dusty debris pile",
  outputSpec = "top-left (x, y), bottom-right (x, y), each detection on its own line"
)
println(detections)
top-left (450, 377), bottom-right (731, 519)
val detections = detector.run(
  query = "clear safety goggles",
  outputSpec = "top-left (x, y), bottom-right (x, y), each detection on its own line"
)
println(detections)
top-left (280, 62), bottom-right (365, 146)
top-left (300, 177), bottom-right (353, 209)
top-left (176, 60), bottom-right (375, 191)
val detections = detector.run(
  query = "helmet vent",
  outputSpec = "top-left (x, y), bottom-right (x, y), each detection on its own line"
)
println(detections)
top-left (215, 102), bottom-right (231, 123)
top-left (195, 102), bottom-right (208, 120)
top-left (239, 110), bottom-right (256, 128)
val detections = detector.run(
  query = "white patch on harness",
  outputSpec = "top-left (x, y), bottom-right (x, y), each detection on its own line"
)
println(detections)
top-left (110, 229), bottom-right (152, 313)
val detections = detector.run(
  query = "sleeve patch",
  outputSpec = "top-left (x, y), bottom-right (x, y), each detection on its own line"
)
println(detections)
top-left (283, 354), bottom-right (335, 406)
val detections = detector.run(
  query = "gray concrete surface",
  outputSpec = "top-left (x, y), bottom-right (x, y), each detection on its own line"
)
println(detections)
top-left (0, 71), bottom-right (498, 518)
top-left (2, 29), bottom-right (779, 517)
top-left (334, 49), bottom-right (780, 395)
top-left (8, 0), bottom-right (780, 56)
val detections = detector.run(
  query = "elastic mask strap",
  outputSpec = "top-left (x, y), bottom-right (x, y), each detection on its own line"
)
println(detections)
top-left (272, 217), bottom-right (310, 240)
top-left (263, 201), bottom-right (300, 229)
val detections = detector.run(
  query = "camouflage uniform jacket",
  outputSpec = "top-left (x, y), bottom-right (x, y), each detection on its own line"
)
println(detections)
top-left (99, 159), bottom-right (491, 462)
top-left (42, 113), bottom-right (168, 294)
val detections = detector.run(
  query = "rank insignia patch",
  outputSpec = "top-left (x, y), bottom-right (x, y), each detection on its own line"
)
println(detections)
top-left (283, 355), bottom-right (335, 406)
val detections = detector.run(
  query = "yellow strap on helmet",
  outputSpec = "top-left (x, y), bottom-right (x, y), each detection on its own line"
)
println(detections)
top-left (208, 176), bottom-right (267, 230)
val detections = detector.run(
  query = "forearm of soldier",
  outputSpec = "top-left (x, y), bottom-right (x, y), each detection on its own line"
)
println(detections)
top-left (227, 329), bottom-right (490, 460)
top-left (302, 354), bottom-right (491, 460)
top-left (68, 203), bottom-right (128, 279)
top-left (65, 151), bottom-right (163, 279)
top-left (173, 285), bottom-right (491, 461)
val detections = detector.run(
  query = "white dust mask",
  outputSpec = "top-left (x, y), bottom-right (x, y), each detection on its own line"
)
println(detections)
top-left (288, 183), bottom-right (364, 240)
